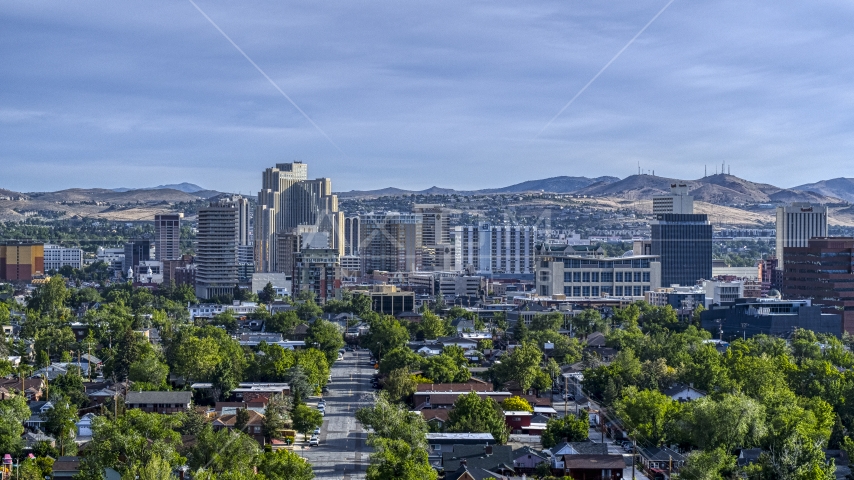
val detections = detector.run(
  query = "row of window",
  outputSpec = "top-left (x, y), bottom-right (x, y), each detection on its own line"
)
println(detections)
top-left (562, 258), bottom-right (652, 269)
top-left (563, 285), bottom-right (650, 296)
top-left (564, 271), bottom-right (650, 283)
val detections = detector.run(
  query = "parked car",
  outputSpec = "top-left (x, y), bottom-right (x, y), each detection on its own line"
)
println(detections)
top-left (313, 427), bottom-right (321, 435)
top-left (309, 436), bottom-right (319, 446)
top-left (321, 386), bottom-right (329, 394)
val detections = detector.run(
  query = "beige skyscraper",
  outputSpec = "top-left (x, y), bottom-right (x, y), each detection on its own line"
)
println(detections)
top-left (254, 162), bottom-right (343, 273)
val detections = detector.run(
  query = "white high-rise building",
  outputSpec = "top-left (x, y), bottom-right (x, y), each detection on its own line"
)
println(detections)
top-left (652, 183), bottom-right (694, 214)
top-left (453, 223), bottom-right (536, 275)
top-left (43, 244), bottom-right (84, 271)
top-left (776, 203), bottom-right (828, 267)
top-left (359, 212), bottom-right (422, 273)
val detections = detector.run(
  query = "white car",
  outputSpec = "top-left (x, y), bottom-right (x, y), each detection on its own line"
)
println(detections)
top-left (309, 436), bottom-right (319, 446)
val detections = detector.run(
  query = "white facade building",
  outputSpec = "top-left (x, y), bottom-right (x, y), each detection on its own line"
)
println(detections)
top-left (702, 279), bottom-right (744, 307)
top-left (776, 203), bottom-right (828, 267)
top-left (652, 183), bottom-right (694, 215)
top-left (44, 244), bottom-right (84, 271)
top-left (454, 223), bottom-right (536, 275)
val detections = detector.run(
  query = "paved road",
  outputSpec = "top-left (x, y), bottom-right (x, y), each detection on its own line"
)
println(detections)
top-left (300, 349), bottom-right (374, 480)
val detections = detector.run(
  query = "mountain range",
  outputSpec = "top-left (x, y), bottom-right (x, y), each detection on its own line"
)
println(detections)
top-left (112, 182), bottom-right (207, 193)
top-left (337, 174), bottom-right (853, 205)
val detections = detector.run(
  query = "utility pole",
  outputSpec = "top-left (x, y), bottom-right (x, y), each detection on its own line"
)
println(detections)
top-left (632, 438), bottom-right (636, 479)
top-left (564, 377), bottom-right (568, 418)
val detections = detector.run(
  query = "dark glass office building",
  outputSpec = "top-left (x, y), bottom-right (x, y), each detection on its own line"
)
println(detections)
top-left (651, 214), bottom-right (712, 287)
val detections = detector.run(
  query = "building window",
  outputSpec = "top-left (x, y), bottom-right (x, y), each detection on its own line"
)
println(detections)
top-left (634, 286), bottom-right (642, 296)
top-left (582, 286), bottom-right (590, 296)
top-left (573, 286), bottom-right (581, 296)
top-left (564, 272), bottom-right (572, 283)
top-left (615, 272), bottom-right (623, 282)
top-left (602, 272), bottom-right (613, 283)
top-left (643, 272), bottom-right (650, 282)
top-left (602, 286), bottom-right (612, 295)
top-left (582, 272), bottom-right (590, 282)
top-left (564, 286), bottom-right (572, 295)
top-left (591, 286), bottom-right (599, 296)
top-left (634, 272), bottom-right (642, 282)
top-left (615, 286), bottom-right (623, 296)
top-left (591, 272), bottom-right (599, 282)
top-left (573, 272), bottom-right (581, 282)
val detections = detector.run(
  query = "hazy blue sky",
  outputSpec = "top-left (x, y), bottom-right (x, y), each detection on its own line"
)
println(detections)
top-left (2, 0), bottom-right (854, 193)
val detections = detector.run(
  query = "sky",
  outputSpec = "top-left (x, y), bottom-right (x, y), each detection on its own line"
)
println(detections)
top-left (2, 0), bottom-right (854, 193)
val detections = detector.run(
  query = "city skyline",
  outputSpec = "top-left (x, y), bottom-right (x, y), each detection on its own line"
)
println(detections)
top-left (4, 1), bottom-right (854, 194)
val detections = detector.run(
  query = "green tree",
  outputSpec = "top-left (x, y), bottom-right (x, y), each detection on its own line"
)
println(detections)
top-left (128, 351), bottom-right (169, 390)
top-left (267, 311), bottom-right (300, 335)
top-left (571, 309), bottom-right (602, 338)
top-left (378, 347), bottom-right (423, 375)
top-left (421, 352), bottom-right (470, 383)
top-left (42, 396), bottom-right (79, 455)
top-left (263, 394), bottom-right (292, 440)
top-left (306, 319), bottom-right (345, 365)
top-left (28, 275), bottom-right (70, 318)
top-left (296, 348), bottom-right (331, 394)
top-left (103, 328), bottom-right (148, 381)
top-left (420, 310), bottom-right (449, 340)
top-left (614, 387), bottom-right (681, 446)
top-left (362, 315), bottom-right (410, 360)
top-left (0, 395), bottom-right (30, 455)
top-left (86, 409), bottom-right (185, 476)
top-left (490, 341), bottom-right (550, 391)
top-left (682, 393), bottom-right (766, 452)
top-left (257, 449), bottom-right (315, 480)
top-left (234, 408), bottom-right (250, 433)
top-left (541, 414), bottom-right (589, 448)
top-left (356, 392), bottom-right (429, 449)
top-left (133, 454), bottom-right (176, 480)
top-left (187, 426), bottom-right (260, 474)
top-left (384, 368), bottom-right (417, 403)
top-left (292, 404), bottom-right (323, 440)
top-left (259, 282), bottom-right (276, 303)
top-left (531, 312), bottom-right (563, 332)
top-left (366, 437), bottom-right (437, 480)
top-left (447, 392), bottom-right (510, 444)
top-left (678, 448), bottom-right (737, 480)
top-left (50, 370), bottom-right (88, 408)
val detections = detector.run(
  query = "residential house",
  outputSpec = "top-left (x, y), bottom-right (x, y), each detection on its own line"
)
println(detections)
top-left (638, 446), bottom-right (685, 473)
top-left (291, 323), bottom-right (310, 341)
top-left (25, 400), bottom-right (54, 431)
top-left (427, 433), bottom-right (496, 460)
top-left (52, 456), bottom-right (120, 480)
top-left (450, 318), bottom-right (476, 333)
top-left (525, 414), bottom-right (549, 435)
top-left (511, 446), bottom-right (549, 473)
top-left (737, 448), bottom-right (763, 468)
top-left (213, 409), bottom-right (266, 444)
top-left (77, 413), bottom-right (96, 437)
top-left (24, 431), bottom-right (55, 448)
top-left (0, 377), bottom-right (45, 401)
top-left (446, 465), bottom-right (509, 480)
top-left (125, 391), bottom-right (192, 414)
top-left (422, 409), bottom-right (451, 431)
top-left (548, 442), bottom-right (609, 470)
top-left (662, 385), bottom-right (706, 402)
top-left (441, 444), bottom-right (516, 476)
top-left (437, 336), bottom-right (479, 351)
top-left (86, 387), bottom-right (118, 405)
top-left (562, 454), bottom-right (625, 479)
top-left (414, 391), bottom-right (511, 410)
top-left (504, 411), bottom-right (533, 434)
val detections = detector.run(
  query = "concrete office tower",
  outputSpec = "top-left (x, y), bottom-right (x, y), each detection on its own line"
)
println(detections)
top-left (776, 203), bottom-right (828, 267)
top-left (294, 248), bottom-right (341, 304)
top-left (344, 216), bottom-right (360, 256)
top-left (255, 162), bottom-right (343, 272)
top-left (195, 199), bottom-right (239, 299)
top-left (413, 204), bottom-right (452, 271)
top-left (653, 183), bottom-right (694, 215)
top-left (454, 223), bottom-right (536, 275)
top-left (651, 214), bottom-right (712, 287)
top-left (360, 212), bottom-right (422, 273)
top-left (154, 214), bottom-right (183, 261)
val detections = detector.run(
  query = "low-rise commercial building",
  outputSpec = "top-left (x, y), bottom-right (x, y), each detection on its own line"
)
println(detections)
top-left (43, 244), bottom-right (83, 271)
top-left (700, 298), bottom-right (842, 339)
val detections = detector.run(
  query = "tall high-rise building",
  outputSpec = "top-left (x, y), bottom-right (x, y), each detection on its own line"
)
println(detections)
top-left (344, 216), bottom-right (360, 256)
top-left (650, 213), bottom-right (712, 287)
top-left (360, 212), bottom-right (422, 273)
top-left (195, 198), bottom-right (240, 299)
top-left (294, 248), bottom-right (341, 304)
top-left (782, 237), bottom-right (854, 333)
top-left (454, 223), bottom-right (536, 275)
top-left (0, 242), bottom-right (44, 281)
top-left (413, 204), bottom-right (452, 271)
top-left (254, 162), bottom-right (343, 272)
top-left (776, 203), bottom-right (828, 267)
top-left (653, 184), bottom-right (694, 214)
top-left (154, 214), bottom-right (183, 261)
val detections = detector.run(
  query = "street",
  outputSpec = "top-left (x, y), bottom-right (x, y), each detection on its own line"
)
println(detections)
top-left (300, 349), bottom-right (373, 480)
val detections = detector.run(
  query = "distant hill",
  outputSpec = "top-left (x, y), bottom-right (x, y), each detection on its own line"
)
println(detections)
top-left (793, 178), bottom-right (854, 203)
top-left (29, 188), bottom-right (204, 203)
top-left (112, 182), bottom-right (207, 194)
top-left (577, 174), bottom-right (840, 204)
top-left (336, 176), bottom-right (619, 198)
